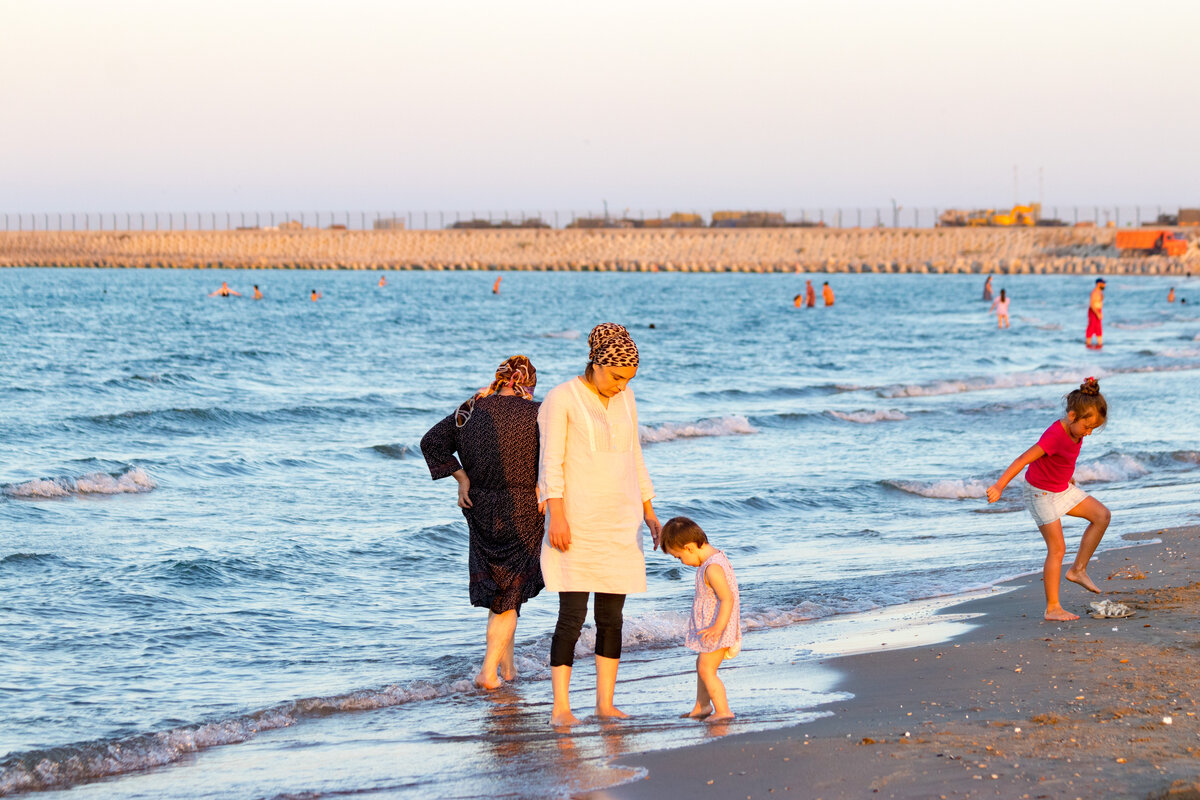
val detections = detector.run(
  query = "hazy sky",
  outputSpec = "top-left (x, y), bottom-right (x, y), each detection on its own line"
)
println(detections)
top-left (2, 0), bottom-right (1197, 214)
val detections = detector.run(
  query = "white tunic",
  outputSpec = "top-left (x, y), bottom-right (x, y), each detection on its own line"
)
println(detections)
top-left (537, 377), bottom-right (655, 594)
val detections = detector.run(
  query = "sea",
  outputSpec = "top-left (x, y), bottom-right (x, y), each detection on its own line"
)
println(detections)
top-left (2, 267), bottom-right (1198, 799)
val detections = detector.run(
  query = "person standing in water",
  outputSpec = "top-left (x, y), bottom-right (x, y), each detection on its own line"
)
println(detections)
top-left (310, 289), bottom-right (322, 302)
top-left (822, 281), bottom-right (835, 307)
top-left (982, 275), bottom-right (994, 302)
top-left (990, 288), bottom-right (1010, 329)
top-left (1086, 279), bottom-right (1105, 348)
top-left (209, 281), bottom-right (241, 297)
top-left (1168, 287), bottom-right (1175, 303)
top-left (253, 285), bottom-right (263, 300)
top-left (493, 275), bottom-right (503, 295)
top-left (805, 279), bottom-right (816, 308)
top-left (538, 323), bottom-right (661, 726)
top-left (378, 275), bottom-right (387, 288)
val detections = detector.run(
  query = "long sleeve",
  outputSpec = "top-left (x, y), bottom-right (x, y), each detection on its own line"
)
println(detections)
top-left (537, 387), bottom-right (569, 503)
top-left (627, 389), bottom-right (656, 503)
top-left (420, 414), bottom-right (462, 480)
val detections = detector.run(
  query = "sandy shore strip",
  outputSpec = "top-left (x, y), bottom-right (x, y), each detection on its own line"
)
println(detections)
top-left (588, 525), bottom-right (1200, 800)
top-left (1, 228), bottom-right (1196, 274)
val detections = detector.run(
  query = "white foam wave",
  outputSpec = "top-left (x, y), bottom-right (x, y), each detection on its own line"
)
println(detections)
top-left (1158, 347), bottom-right (1200, 359)
top-left (0, 679), bottom-right (474, 796)
top-left (1075, 454), bottom-right (1150, 484)
top-left (540, 329), bottom-right (581, 339)
top-left (828, 409), bottom-right (909, 424)
top-left (879, 368), bottom-right (1087, 398)
top-left (2, 467), bottom-right (156, 500)
top-left (887, 479), bottom-right (988, 499)
top-left (1114, 321), bottom-right (1164, 330)
top-left (639, 414), bottom-right (757, 444)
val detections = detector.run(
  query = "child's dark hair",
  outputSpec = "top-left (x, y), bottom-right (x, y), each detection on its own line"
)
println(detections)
top-left (1066, 377), bottom-right (1107, 423)
top-left (660, 516), bottom-right (708, 551)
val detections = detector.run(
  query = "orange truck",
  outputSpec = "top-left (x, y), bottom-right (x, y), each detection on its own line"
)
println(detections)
top-left (1114, 230), bottom-right (1188, 257)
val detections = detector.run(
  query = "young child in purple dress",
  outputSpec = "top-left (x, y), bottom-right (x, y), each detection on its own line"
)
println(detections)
top-left (661, 516), bottom-right (741, 720)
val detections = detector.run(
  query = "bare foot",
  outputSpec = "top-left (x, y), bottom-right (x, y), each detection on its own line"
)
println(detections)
top-left (474, 670), bottom-right (502, 690)
top-left (551, 707), bottom-right (580, 727)
top-left (1045, 606), bottom-right (1079, 621)
top-left (682, 703), bottom-right (713, 719)
top-left (1065, 567), bottom-right (1101, 593)
top-left (707, 712), bottom-right (735, 721)
top-left (595, 705), bottom-right (630, 720)
top-left (500, 662), bottom-right (517, 682)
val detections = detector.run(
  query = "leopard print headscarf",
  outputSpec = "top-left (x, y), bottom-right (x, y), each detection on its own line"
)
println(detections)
top-left (455, 355), bottom-right (537, 427)
top-left (588, 322), bottom-right (639, 368)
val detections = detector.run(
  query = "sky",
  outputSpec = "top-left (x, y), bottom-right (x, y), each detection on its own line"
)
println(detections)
top-left (1, 0), bottom-right (1197, 216)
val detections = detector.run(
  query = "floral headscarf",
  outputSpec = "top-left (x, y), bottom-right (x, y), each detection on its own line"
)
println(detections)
top-left (455, 355), bottom-right (537, 427)
top-left (588, 322), bottom-right (639, 368)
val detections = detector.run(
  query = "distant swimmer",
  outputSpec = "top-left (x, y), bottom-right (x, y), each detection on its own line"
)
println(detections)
top-left (379, 275), bottom-right (388, 288)
top-left (990, 288), bottom-right (1010, 328)
top-left (1086, 278), bottom-right (1105, 348)
top-left (1168, 287), bottom-right (1175, 303)
top-left (982, 275), bottom-right (994, 302)
top-left (492, 275), bottom-right (503, 295)
top-left (209, 281), bottom-right (241, 298)
top-left (793, 293), bottom-right (803, 308)
top-left (311, 289), bottom-right (323, 302)
top-left (805, 279), bottom-right (815, 308)
top-left (822, 282), bottom-right (835, 307)
top-left (253, 285), bottom-right (263, 300)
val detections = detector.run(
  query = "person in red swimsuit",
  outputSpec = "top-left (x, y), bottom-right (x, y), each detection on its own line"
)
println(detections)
top-left (1086, 279), bottom-right (1105, 348)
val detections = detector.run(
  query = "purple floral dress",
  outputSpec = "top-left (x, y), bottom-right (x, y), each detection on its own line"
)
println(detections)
top-left (686, 550), bottom-right (742, 656)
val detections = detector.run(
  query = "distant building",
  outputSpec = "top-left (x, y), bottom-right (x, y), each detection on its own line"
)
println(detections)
top-left (374, 217), bottom-right (406, 230)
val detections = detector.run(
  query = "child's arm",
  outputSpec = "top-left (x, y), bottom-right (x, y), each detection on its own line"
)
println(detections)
top-left (699, 565), bottom-right (735, 648)
top-left (986, 444), bottom-right (1045, 502)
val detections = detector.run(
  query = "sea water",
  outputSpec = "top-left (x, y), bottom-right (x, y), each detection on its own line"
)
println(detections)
top-left (2, 268), bottom-right (1198, 798)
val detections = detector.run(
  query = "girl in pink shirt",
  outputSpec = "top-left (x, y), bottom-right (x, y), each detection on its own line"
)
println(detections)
top-left (985, 378), bottom-right (1111, 621)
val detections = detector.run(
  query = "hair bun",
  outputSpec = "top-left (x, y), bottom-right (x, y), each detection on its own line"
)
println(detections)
top-left (1080, 377), bottom-right (1100, 396)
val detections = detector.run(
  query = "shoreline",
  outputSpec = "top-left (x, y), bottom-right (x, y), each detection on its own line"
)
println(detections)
top-left (588, 525), bottom-right (1200, 800)
top-left (1, 228), bottom-right (1196, 274)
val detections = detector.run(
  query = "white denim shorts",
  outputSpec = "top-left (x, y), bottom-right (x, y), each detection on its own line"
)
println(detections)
top-left (1023, 480), bottom-right (1088, 527)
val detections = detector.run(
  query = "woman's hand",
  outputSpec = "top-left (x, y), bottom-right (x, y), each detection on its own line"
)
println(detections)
top-left (985, 483), bottom-right (1002, 503)
top-left (643, 504), bottom-right (662, 550)
top-left (546, 498), bottom-right (570, 552)
top-left (452, 470), bottom-right (473, 509)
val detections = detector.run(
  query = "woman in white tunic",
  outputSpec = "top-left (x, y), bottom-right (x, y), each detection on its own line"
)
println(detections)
top-left (538, 323), bottom-right (661, 726)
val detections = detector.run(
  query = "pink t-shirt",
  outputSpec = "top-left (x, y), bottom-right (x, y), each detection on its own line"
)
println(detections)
top-left (1025, 420), bottom-right (1082, 492)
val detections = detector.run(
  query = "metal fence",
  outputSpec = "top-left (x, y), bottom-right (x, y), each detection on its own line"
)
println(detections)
top-left (0, 206), bottom-right (1189, 232)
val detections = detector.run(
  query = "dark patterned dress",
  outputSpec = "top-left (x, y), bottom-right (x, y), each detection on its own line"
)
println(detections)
top-left (421, 394), bottom-right (545, 614)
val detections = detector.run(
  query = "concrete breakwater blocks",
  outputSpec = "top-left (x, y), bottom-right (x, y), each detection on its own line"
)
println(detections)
top-left (0, 228), bottom-right (1196, 274)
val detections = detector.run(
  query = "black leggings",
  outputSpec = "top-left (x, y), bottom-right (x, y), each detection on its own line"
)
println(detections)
top-left (549, 592), bottom-right (625, 667)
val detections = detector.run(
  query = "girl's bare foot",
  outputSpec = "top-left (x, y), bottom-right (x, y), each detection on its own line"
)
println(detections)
top-left (1065, 567), bottom-right (1101, 593)
top-left (500, 662), bottom-right (517, 682)
top-left (595, 705), bottom-right (630, 720)
top-left (682, 703), bottom-right (713, 719)
top-left (474, 670), bottom-right (502, 690)
top-left (1045, 606), bottom-right (1079, 621)
top-left (707, 712), bottom-right (735, 721)
top-left (551, 707), bottom-right (580, 727)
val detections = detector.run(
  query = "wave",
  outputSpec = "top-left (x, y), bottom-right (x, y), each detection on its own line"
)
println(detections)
top-left (639, 414), bottom-right (757, 444)
top-left (370, 443), bottom-right (411, 459)
top-left (102, 372), bottom-right (196, 389)
top-left (877, 361), bottom-right (1200, 399)
top-left (1114, 321), bottom-right (1164, 330)
top-left (1075, 453), bottom-right (1151, 484)
top-left (539, 329), bottom-right (581, 339)
top-left (0, 553), bottom-right (62, 568)
top-left (2, 467), bottom-right (156, 500)
top-left (78, 402), bottom-right (424, 431)
top-left (885, 478), bottom-right (988, 500)
top-left (0, 680), bottom-right (474, 796)
top-left (827, 409), bottom-right (909, 424)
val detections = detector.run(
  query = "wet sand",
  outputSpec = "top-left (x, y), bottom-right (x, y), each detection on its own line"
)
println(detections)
top-left (589, 525), bottom-right (1200, 800)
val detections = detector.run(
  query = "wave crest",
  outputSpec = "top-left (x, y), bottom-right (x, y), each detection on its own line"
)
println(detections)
top-left (2, 467), bottom-right (156, 500)
top-left (828, 409), bottom-right (909, 424)
top-left (639, 414), bottom-right (757, 444)
top-left (885, 479), bottom-right (988, 499)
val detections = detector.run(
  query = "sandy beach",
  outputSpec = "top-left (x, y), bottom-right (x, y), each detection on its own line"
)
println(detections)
top-left (0, 227), bottom-right (1196, 274)
top-left (590, 525), bottom-right (1200, 800)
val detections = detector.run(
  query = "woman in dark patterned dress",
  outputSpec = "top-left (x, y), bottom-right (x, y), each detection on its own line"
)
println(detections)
top-left (421, 355), bottom-right (545, 689)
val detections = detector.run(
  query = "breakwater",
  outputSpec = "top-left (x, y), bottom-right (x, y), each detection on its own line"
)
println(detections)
top-left (1, 227), bottom-right (1195, 273)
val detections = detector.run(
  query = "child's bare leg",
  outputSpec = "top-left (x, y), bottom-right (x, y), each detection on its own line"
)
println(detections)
top-left (594, 655), bottom-right (629, 719)
top-left (1038, 521), bottom-right (1078, 621)
top-left (1064, 496), bottom-right (1111, 593)
top-left (697, 650), bottom-right (733, 719)
top-left (550, 665), bottom-right (579, 726)
top-left (683, 657), bottom-right (714, 718)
